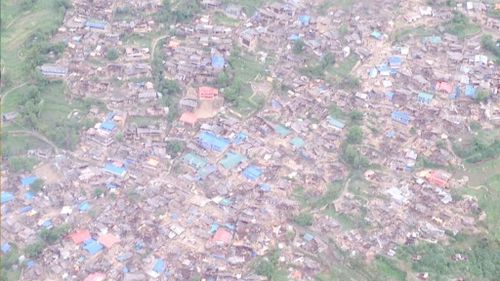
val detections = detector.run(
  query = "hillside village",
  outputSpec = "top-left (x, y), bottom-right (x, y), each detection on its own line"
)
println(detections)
top-left (1, 0), bottom-right (499, 280)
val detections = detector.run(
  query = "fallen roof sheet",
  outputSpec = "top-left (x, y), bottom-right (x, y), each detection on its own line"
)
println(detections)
top-left (69, 229), bottom-right (91, 244)
top-left (98, 233), bottom-right (120, 248)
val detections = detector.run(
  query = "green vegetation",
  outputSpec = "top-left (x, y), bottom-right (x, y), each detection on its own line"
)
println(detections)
top-left (1, 244), bottom-right (19, 271)
top-left (398, 236), bottom-right (500, 281)
top-left (444, 12), bottom-right (481, 38)
top-left (152, 38), bottom-right (181, 121)
top-left (454, 173), bottom-right (500, 240)
top-left (224, 48), bottom-right (267, 116)
top-left (293, 212), bottom-right (314, 226)
top-left (453, 130), bottom-right (500, 163)
top-left (292, 39), bottom-right (305, 54)
top-left (347, 126), bottom-right (363, 144)
top-left (341, 144), bottom-right (369, 169)
top-left (29, 178), bottom-right (44, 193)
top-left (166, 140), bottom-right (185, 156)
top-left (293, 182), bottom-right (343, 209)
top-left (157, 0), bottom-right (201, 24)
top-left (317, 0), bottom-right (354, 14)
top-left (213, 11), bottom-right (239, 27)
top-left (24, 241), bottom-right (45, 258)
top-left (94, 188), bottom-right (105, 198)
top-left (299, 52), bottom-right (336, 79)
top-left (221, 0), bottom-right (265, 16)
top-left (39, 224), bottom-right (70, 244)
top-left (480, 34), bottom-right (499, 64)
top-left (7, 156), bottom-right (39, 172)
top-left (392, 26), bottom-right (435, 43)
top-left (374, 256), bottom-right (407, 281)
top-left (253, 249), bottom-right (288, 281)
top-left (106, 48), bottom-right (119, 61)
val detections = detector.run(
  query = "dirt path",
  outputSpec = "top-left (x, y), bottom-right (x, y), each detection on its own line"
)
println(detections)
top-left (7, 130), bottom-right (59, 153)
top-left (1, 81), bottom-right (29, 107)
top-left (151, 35), bottom-right (168, 60)
top-left (334, 177), bottom-right (352, 205)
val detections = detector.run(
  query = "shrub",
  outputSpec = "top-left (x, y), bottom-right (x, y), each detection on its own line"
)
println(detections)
top-left (24, 241), bottom-right (45, 258)
top-left (106, 48), bottom-right (119, 61)
top-left (347, 126), bottom-right (363, 144)
top-left (293, 212), bottom-right (313, 226)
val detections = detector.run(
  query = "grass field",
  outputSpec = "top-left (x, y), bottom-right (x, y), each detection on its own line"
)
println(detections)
top-left (1, 0), bottom-right (66, 88)
top-left (225, 50), bottom-right (267, 117)
top-left (1, 0), bottom-right (96, 153)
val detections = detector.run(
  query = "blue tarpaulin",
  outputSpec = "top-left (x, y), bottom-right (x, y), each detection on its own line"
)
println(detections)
top-left (24, 192), bottom-right (35, 200)
top-left (371, 31), bottom-right (383, 40)
top-left (153, 259), bottom-right (166, 273)
top-left (274, 125), bottom-right (291, 137)
top-left (20, 206), bottom-right (33, 213)
top-left (211, 55), bottom-right (225, 69)
top-left (83, 239), bottom-right (103, 255)
top-left (298, 15), bottom-right (311, 26)
top-left (289, 34), bottom-right (300, 41)
top-left (104, 163), bottom-right (127, 177)
top-left (1, 243), bottom-right (11, 253)
top-left (21, 176), bottom-right (37, 186)
top-left (290, 137), bottom-right (305, 148)
top-left (465, 85), bottom-right (477, 98)
top-left (243, 165), bottom-right (262, 180)
top-left (1, 192), bottom-right (14, 204)
top-left (100, 120), bottom-right (116, 131)
top-left (79, 202), bottom-right (91, 212)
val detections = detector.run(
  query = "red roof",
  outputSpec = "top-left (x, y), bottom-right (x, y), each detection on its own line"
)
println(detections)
top-left (426, 170), bottom-right (450, 188)
top-left (83, 272), bottom-right (106, 281)
top-left (436, 82), bottom-right (453, 94)
top-left (198, 87), bottom-right (219, 100)
top-left (69, 229), bottom-right (91, 244)
top-left (212, 228), bottom-right (232, 244)
top-left (180, 112), bottom-right (198, 125)
top-left (98, 233), bottom-right (120, 248)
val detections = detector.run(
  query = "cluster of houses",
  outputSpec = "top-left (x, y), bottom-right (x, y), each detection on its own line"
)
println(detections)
top-left (2, 0), bottom-right (499, 280)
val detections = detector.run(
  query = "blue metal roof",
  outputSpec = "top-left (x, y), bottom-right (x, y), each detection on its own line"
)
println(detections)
top-left (153, 259), bottom-right (166, 273)
top-left (299, 15), bottom-right (311, 26)
top-left (104, 163), bottom-right (127, 177)
top-left (290, 137), bottom-right (305, 148)
top-left (418, 92), bottom-right (434, 104)
top-left (274, 125), bottom-right (291, 137)
top-left (371, 31), bottom-right (382, 40)
top-left (327, 117), bottom-right (346, 129)
top-left (289, 34), bottom-right (300, 41)
top-left (465, 85), bottom-right (476, 98)
top-left (1, 192), bottom-right (14, 204)
top-left (243, 165), bottom-right (262, 180)
top-left (79, 202), bottom-right (91, 212)
top-left (220, 152), bottom-right (246, 169)
top-left (389, 56), bottom-right (402, 66)
top-left (391, 111), bottom-right (410, 125)
top-left (21, 176), bottom-right (37, 186)
top-left (86, 20), bottom-right (107, 29)
top-left (25, 192), bottom-right (35, 200)
top-left (211, 55), bottom-right (225, 69)
top-left (182, 153), bottom-right (208, 169)
top-left (199, 131), bottom-right (230, 152)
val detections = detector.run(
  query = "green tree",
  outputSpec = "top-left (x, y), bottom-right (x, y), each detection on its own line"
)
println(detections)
top-left (342, 144), bottom-right (368, 169)
top-left (106, 48), bottom-right (119, 61)
top-left (167, 140), bottom-right (185, 156)
top-left (24, 241), bottom-right (45, 258)
top-left (39, 224), bottom-right (70, 244)
top-left (347, 126), bottom-right (363, 144)
top-left (94, 188), bottom-right (105, 198)
top-left (292, 39), bottom-right (305, 54)
top-left (293, 212), bottom-right (313, 226)
top-left (349, 111), bottom-right (364, 124)
top-left (29, 179), bottom-right (44, 193)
